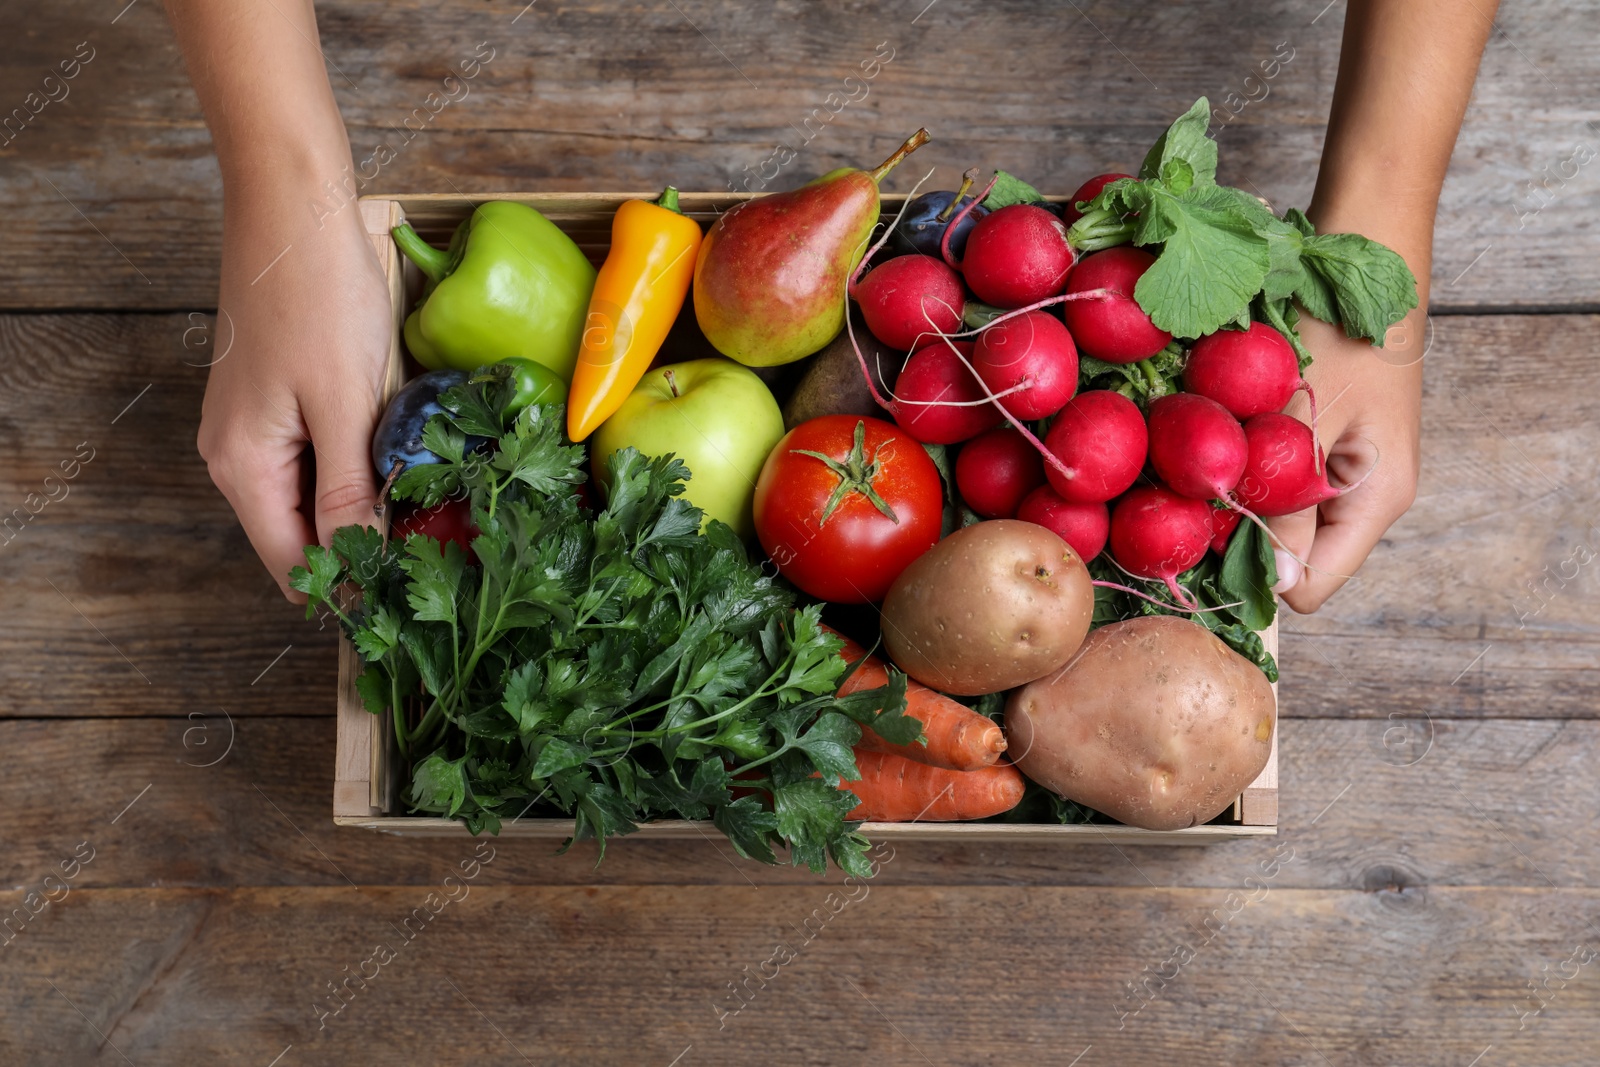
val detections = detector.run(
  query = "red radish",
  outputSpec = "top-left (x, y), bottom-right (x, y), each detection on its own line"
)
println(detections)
top-left (971, 310), bottom-right (1078, 419)
top-left (1184, 322), bottom-right (1311, 419)
top-left (1017, 485), bottom-right (1109, 560)
top-left (892, 340), bottom-right (1002, 444)
top-left (1061, 248), bottom-right (1171, 363)
top-left (1146, 393), bottom-right (1248, 501)
top-left (1064, 172), bottom-right (1135, 223)
top-left (1208, 503), bottom-right (1241, 554)
top-left (1234, 412), bottom-right (1345, 516)
top-left (1108, 484), bottom-right (1214, 607)
top-left (1041, 390), bottom-right (1148, 503)
top-left (947, 203), bottom-right (1075, 309)
top-left (852, 254), bottom-right (966, 352)
top-left (956, 427), bottom-right (1046, 518)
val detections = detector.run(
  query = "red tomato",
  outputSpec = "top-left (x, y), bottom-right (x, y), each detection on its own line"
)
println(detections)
top-left (753, 415), bottom-right (942, 603)
top-left (394, 497), bottom-right (478, 558)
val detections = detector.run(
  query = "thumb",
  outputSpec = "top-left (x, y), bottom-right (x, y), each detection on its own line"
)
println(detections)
top-left (304, 393), bottom-right (383, 549)
top-left (1262, 507), bottom-right (1316, 599)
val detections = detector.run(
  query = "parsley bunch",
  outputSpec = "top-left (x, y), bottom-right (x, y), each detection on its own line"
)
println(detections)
top-left (1069, 96), bottom-right (1419, 358)
top-left (291, 374), bottom-right (919, 877)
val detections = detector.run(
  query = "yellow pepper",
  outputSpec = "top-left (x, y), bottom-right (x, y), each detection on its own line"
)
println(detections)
top-left (566, 187), bottom-right (704, 441)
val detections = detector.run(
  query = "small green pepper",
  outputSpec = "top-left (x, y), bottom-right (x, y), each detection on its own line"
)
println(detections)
top-left (475, 356), bottom-right (568, 418)
top-left (392, 202), bottom-right (598, 380)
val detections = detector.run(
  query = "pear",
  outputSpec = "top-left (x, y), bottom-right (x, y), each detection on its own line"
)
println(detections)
top-left (694, 129), bottom-right (930, 367)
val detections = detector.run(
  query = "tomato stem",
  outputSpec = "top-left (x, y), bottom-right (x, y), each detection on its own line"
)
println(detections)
top-left (789, 419), bottom-right (900, 526)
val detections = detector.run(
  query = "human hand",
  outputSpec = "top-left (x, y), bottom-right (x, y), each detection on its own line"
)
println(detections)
top-left (197, 185), bottom-right (393, 601)
top-left (1263, 311), bottom-right (1423, 613)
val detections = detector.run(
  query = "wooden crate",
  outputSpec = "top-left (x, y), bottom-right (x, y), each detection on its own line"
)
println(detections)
top-left (335, 192), bottom-right (1280, 843)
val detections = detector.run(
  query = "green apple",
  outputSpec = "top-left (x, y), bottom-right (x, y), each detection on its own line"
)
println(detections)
top-left (591, 357), bottom-right (784, 538)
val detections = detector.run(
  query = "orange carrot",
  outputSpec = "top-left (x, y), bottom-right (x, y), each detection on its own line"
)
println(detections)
top-left (827, 627), bottom-right (1006, 771)
top-left (844, 749), bottom-right (1024, 822)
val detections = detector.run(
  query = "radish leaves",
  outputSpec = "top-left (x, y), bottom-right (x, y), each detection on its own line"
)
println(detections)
top-left (1076, 97), bottom-right (1419, 348)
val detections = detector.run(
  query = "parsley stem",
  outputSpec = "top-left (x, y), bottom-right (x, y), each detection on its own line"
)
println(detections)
top-left (628, 660), bottom-right (791, 740)
top-left (450, 614), bottom-right (463, 706)
top-left (326, 599), bottom-right (355, 631)
top-left (391, 671), bottom-right (410, 760)
top-left (727, 749), bottom-right (787, 778)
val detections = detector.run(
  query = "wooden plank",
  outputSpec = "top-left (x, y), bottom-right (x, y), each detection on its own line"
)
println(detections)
top-left (1281, 312), bottom-right (1600, 720)
top-left (0, 312), bottom-right (338, 718)
top-left (8, 715), bottom-right (1600, 891)
top-left (332, 815), bottom-right (1273, 844)
top-left (3, 312), bottom-right (1595, 719)
top-left (2, 0), bottom-right (1596, 309)
top-left (3, 883), bottom-right (1598, 1063)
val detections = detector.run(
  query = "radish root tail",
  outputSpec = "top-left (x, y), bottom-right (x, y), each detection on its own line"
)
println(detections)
top-left (1091, 579), bottom-right (1239, 615)
top-left (1298, 378), bottom-right (1323, 477)
top-left (849, 166), bottom-right (937, 294)
top-left (940, 172), bottom-right (1000, 269)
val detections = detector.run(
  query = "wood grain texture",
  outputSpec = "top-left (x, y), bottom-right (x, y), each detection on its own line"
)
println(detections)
top-left (3, 883), bottom-right (1598, 1065)
top-left (3, 313), bottom-right (1595, 719)
top-left (3, 715), bottom-right (1597, 892)
top-left (1, 0), bottom-right (1596, 309)
top-left (5, 4), bottom-right (1598, 1061)
top-left (0, 313), bottom-right (337, 718)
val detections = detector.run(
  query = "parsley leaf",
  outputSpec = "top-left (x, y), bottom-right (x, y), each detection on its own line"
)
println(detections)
top-left (774, 777), bottom-right (860, 874)
top-left (715, 797), bottom-right (780, 865)
top-left (410, 752), bottom-right (470, 816)
top-left (300, 388), bottom-right (907, 877)
top-left (288, 545), bottom-right (344, 616)
top-left (786, 711), bottom-right (862, 783)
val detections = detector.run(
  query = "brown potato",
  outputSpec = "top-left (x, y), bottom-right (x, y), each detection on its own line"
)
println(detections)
top-left (880, 520), bottom-right (1092, 696)
top-left (1005, 616), bottom-right (1276, 830)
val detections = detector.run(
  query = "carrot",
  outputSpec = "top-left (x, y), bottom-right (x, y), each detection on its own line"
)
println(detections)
top-left (827, 627), bottom-right (1006, 771)
top-left (844, 749), bottom-right (1025, 822)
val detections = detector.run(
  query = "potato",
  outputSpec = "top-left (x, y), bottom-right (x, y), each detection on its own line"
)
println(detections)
top-left (1005, 616), bottom-right (1276, 830)
top-left (880, 519), bottom-right (1092, 696)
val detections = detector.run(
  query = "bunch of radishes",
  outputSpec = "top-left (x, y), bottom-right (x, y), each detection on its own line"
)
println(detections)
top-left (848, 169), bottom-right (1349, 610)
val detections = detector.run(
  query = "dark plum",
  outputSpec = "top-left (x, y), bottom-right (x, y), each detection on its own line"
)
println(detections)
top-left (889, 167), bottom-right (990, 258)
top-left (371, 369), bottom-right (471, 480)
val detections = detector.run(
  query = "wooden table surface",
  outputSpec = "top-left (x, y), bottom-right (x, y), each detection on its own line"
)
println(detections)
top-left (3, 2), bottom-right (1597, 1064)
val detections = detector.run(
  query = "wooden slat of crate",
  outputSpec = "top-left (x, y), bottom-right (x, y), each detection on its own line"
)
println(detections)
top-left (335, 193), bottom-right (1280, 841)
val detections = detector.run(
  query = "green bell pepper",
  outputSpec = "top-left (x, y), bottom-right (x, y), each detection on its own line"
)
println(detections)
top-left (392, 202), bottom-right (597, 380)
